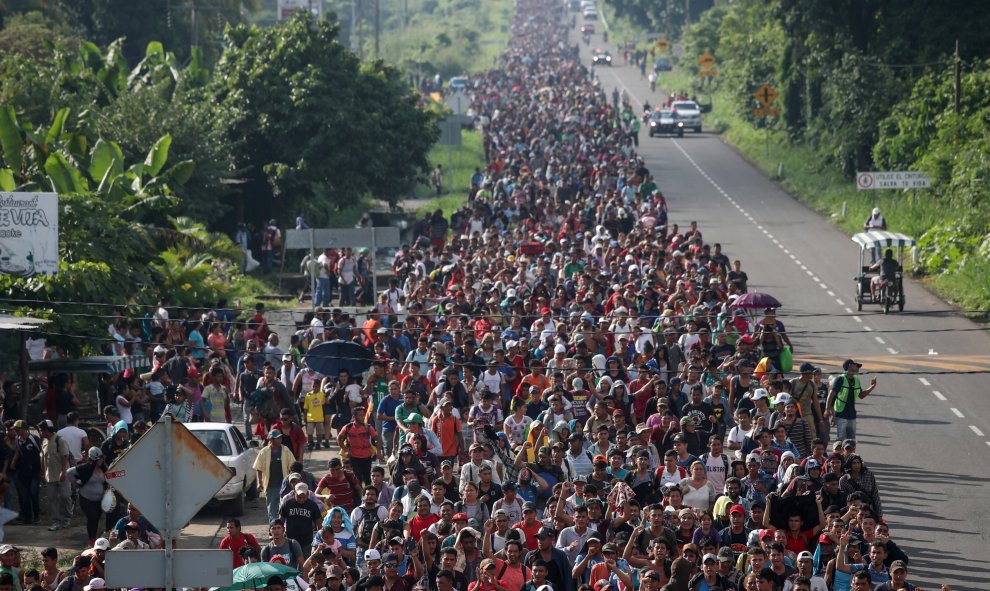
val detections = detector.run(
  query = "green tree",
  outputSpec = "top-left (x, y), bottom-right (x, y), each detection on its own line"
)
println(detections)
top-left (212, 12), bottom-right (438, 226)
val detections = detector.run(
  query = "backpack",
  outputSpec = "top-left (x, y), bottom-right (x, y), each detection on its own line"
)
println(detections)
top-left (699, 453), bottom-right (730, 481)
top-left (251, 389), bottom-right (280, 420)
top-left (354, 505), bottom-right (384, 548)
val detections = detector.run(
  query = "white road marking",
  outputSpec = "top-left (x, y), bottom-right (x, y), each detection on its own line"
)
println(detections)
top-left (819, 283), bottom-right (828, 289)
top-left (806, 270), bottom-right (814, 276)
top-left (970, 426), bottom-right (985, 437)
top-left (827, 291), bottom-right (835, 297)
top-left (795, 260), bottom-right (803, 266)
top-left (789, 254), bottom-right (797, 260)
top-left (852, 316), bottom-right (862, 322)
top-left (836, 299), bottom-right (845, 306)
top-left (886, 347), bottom-right (898, 355)
top-left (951, 407), bottom-right (965, 418)
top-left (874, 336), bottom-right (886, 344)
top-left (783, 249), bottom-right (790, 254)
top-left (811, 276), bottom-right (820, 282)
top-left (919, 378), bottom-right (931, 386)
top-left (932, 390), bottom-right (946, 401)
top-left (862, 325), bottom-right (871, 330)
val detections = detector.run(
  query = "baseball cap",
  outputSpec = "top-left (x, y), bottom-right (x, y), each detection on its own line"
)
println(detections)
top-left (818, 533), bottom-right (834, 544)
top-left (382, 551), bottom-right (399, 562)
top-left (613, 408), bottom-right (624, 416)
top-left (843, 439), bottom-right (857, 449)
top-left (535, 527), bottom-right (556, 539)
top-left (294, 483), bottom-right (309, 494)
top-left (679, 415), bottom-right (693, 426)
top-left (672, 434), bottom-right (685, 443)
top-left (746, 452), bottom-right (762, 463)
top-left (268, 429), bottom-right (283, 439)
top-left (717, 547), bottom-right (734, 562)
top-left (453, 512), bottom-right (469, 521)
top-left (327, 566), bottom-right (343, 579)
top-left (842, 358), bottom-right (863, 371)
top-left (523, 501), bottom-right (537, 512)
top-left (890, 560), bottom-right (907, 573)
top-left (388, 536), bottom-right (404, 546)
top-left (751, 388), bottom-right (768, 401)
top-left (125, 521), bottom-right (140, 530)
top-left (799, 362), bottom-right (817, 373)
top-left (84, 578), bottom-right (106, 591)
top-left (728, 504), bottom-right (746, 516)
top-left (37, 419), bottom-right (55, 431)
top-left (805, 459), bottom-right (821, 471)
top-left (480, 558), bottom-right (497, 571)
top-left (594, 580), bottom-right (612, 591)
top-left (364, 549), bottom-right (382, 561)
top-left (11, 420), bottom-right (26, 429)
top-left (702, 553), bottom-right (717, 564)
top-left (282, 353), bottom-right (293, 361)
top-left (641, 570), bottom-right (661, 581)
top-left (797, 551), bottom-right (813, 562)
top-left (93, 538), bottom-right (111, 551)
top-left (773, 393), bottom-right (793, 406)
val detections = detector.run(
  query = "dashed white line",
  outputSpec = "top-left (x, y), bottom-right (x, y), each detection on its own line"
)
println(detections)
top-left (985, 442), bottom-right (990, 448)
top-left (874, 336), bottom-right (886, 344)
top-left (950, 407), bottom-right (965, 418)
top-left (783, 249), bottom-right (790, 254)
top-left (805, 270), bottom-right (814, 276)
top-left (919, 378), bottom-right (931, 386)
top-left (886, 347), bottom-right (898, 355)
top-left (811, 276), bottom-right (820, 282)
top-left (827, 291), bottom-right (835, 297)
top-left (795, 260), bottom-right (803, 266)
top-left (836, 299), bottom-right (845, 306)
top-left (970, 426), bottom-right (985, 437)
top-left (932, 390), bottom-right (946, 401)
top-left (852, 316), bottom-right (862, 322)
top-left (862, 325), bottom-right (871, 330)
top-left (789, 254), bottom-right (796, 260)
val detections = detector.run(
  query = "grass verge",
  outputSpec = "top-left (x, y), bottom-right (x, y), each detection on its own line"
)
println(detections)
top-left (411, 129), bottom-right (485, 216)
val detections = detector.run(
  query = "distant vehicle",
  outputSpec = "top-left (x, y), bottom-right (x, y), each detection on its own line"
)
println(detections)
top-left (447, 76), bottom-right (469, 91)
top-left (580, 0), bottom-right (596, 9)
top-left (671, 100), bottom-right (702, 132)
top-left (185, 422), bottom-right (258, 516)
top-left (648, 109), bottom-right (685, 137)
top-left (583, 8), bottom-right (597, 20)
top-left (653, 57), bottom-right (672, 71)
top-left (580, 23), bottom-right (596, 34)
top-left (570, 0), bottom-right (581, 10)
top-left (592, 48), bottom-right (612, 66)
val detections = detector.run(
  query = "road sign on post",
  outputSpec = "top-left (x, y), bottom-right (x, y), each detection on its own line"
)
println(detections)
top-left (698, 52), bottom-right (716, 69)
top-left (656, 38), bottom-right (669, 52)
top-left (104, 416), bottom-right (234, 590)
top-left (672, 43), bottom-right (684, 57)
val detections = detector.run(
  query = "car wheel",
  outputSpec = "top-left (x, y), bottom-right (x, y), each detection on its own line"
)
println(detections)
top-left (228, 489), bottom-right (245, 516)
top-left (245, 476), bottom-right (259, 500)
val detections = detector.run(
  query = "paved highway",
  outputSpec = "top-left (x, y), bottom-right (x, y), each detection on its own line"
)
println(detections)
top-left (579, 27), bottom-right (990, 590)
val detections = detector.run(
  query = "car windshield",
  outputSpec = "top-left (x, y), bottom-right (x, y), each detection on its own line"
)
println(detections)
top-left (672, 102), bottom-right (699, 111)
top-left (193, 430), bottom-right (232, 456)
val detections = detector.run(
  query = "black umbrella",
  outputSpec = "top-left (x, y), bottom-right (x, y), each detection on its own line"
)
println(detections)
top-left (304, 340), bottom-right (375, 377)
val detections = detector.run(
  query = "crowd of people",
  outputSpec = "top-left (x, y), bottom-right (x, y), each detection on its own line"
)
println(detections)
top-left (0, 2), bottom-right (944, 591)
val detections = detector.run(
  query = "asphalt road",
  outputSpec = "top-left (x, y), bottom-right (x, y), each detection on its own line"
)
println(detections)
top-left (579, 27), bottom-right (990, 590)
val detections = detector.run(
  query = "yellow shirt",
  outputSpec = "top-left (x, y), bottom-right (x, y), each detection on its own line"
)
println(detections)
top-left (303, 391), bottom-right (326, 423)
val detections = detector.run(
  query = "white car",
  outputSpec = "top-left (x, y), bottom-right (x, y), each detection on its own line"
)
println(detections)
top-left (583, 8), bottom-right (597, 20)
top-left (671, 101), bottom-right (703, 133)
top-left (185, 422), bottom-right (259, 516)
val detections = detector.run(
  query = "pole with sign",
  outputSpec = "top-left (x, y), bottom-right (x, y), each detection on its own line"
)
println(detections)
top-left (752, 84), bottom-right (780, 157)
top-left (104, 415), bottom-right (235, 589)
top-left (855, 171), bottom-right (932, 207)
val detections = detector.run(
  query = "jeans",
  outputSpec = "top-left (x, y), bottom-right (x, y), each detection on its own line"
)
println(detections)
top-left (340, 281), bottom-right (355, 306)
top-left (315, 277), bottom-right (331, 307)
top-left (44, 480), bottom-right (71, 526)
top-left (380, 429), bottom-right (396, 459)
top-left (14, 474), bottom-right (39, 522)
top-left (243, 402), bottom-right (254, 440)
top-left (835, 417), bottom-right (857, 441)
top-left (351, 457), bottom-right (373, 487)
top-left (266, 487), bottom-right (281, 523)
top-left (262, 250), bottom-right (273, 274)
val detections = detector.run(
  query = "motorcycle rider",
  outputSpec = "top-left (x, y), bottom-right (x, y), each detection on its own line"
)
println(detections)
top-left (869, 249), bottom-right (899, 302)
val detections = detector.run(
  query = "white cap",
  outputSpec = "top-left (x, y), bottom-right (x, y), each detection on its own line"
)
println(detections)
top-left (84, 579), bottom-right (106, 591)
top-left (872, 207), bottom-right (881, 215)
top-left (554, 344), bottom-right (567, 354)
top-left (294, 483), bottom-right (309, 494)
top-left (364, 549), bottom-right (382, 561)
top-left (93, 538), bottom-right (110, 551)
top-left (752, 388), bottom-right (769, 401)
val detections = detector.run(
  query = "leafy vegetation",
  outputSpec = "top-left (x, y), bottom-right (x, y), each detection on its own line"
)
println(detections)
top-left (603, 0), bottom-right (990, 312)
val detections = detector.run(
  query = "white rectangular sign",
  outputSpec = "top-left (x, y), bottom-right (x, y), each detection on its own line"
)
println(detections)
top-left (0, 192), bottom-right (58, 276)
top-left (277, 0), bottom-right (322, 20)
top-left (105, 549), bottom-right (233, 588)
top-left (856, 171), bottom-right (931, 190)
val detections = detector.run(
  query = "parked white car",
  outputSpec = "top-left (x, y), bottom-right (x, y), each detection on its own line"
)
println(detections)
top-left (185, 422), bottom-right (259, 516)
top-left (671, 101), bottom-right (703, 133)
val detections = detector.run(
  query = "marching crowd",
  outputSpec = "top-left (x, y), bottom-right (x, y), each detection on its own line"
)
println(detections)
top-left (0, 1), bottom-right (944, 591)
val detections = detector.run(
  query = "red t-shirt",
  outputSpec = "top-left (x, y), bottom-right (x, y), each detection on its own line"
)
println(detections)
top-left (408, 513), bottom-right (440, 541)
top-left (784, 529), bottom-right (815, 555)
top-left (219, 532), bottom-right (259, 567)
top-left (513, 519), bottom-right (543, 551)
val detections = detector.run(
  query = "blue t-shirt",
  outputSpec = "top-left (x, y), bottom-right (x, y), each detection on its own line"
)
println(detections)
top-left (188, 329), bottom-right (206, 360)
top-left (377, 396), bottom-right (403, 432)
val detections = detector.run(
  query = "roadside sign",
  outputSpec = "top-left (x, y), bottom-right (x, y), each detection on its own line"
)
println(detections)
top-left (0, 192), bottom-right (59, 277)
top-left (439, 117), bottom-right (463, 146)
top-left (698, 69), bottom-right (717, 77)
top-left (105, 419), bottom-right (232, 535)
top-left (753, 107), bottom-right (780, 117)
top-left (755, 84), bottom-right (778, 107)
top-left (285, 227), bottom-right (401, 251)
top-left (445, 91), bottom-right (469, 115)
top-left (672, 43), bottom-right (684, 57)
top-left (656, 38), bottom-right (669, 51)
top-left (856, 171), bottom-right (931, 190)
top-left (105, 549), bottom-right (233, 588)
top-left (698, 52), bottom-right (716, 69)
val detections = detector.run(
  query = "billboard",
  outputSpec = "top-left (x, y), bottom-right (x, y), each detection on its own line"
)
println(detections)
top-left (0, 192), bottom-right (58, 277)
top-left (277, 0), bottom-right (322, 20)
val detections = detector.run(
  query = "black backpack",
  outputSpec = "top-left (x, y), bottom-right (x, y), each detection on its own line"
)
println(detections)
top-left (354, 506), bottom-right (382, 548)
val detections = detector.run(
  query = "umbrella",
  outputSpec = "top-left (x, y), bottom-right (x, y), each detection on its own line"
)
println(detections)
top-left (304, 339), bottom-right (375, 377)
top-left (730, 291), bottom-right (782, 310)
top-left (211, 562), bottom-right (300, 591)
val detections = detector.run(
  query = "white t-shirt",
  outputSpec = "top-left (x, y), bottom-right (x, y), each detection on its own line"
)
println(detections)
top-left (726, 425), bottom-right (751, 460)
top-left (345, 384), bottom-right (364, 405)
top-left (116, 395), bottom-right (133, 424)
top-left (56, 425), bottom-right (87, 463)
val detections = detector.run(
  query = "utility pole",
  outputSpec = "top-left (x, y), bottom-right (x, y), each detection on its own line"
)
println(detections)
top-left (374, 0), bottom-right (380, 58)
top-left (954, 39), bottom-right (961, 114)
top-left (350, 0), bottom-right (357, 52)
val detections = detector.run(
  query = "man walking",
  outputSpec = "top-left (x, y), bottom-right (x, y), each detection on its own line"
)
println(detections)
top-left (38, 420), bottom-right (71, 531)
top-left (253, 430), bottom-right (295, 523)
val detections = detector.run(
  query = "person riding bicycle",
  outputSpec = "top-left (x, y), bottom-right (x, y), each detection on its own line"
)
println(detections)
top-left (869, 249), bottom-right (899, 301)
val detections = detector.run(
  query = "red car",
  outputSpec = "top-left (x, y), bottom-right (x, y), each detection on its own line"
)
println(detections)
top-left (580, 23), bottom-right (595, 34)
